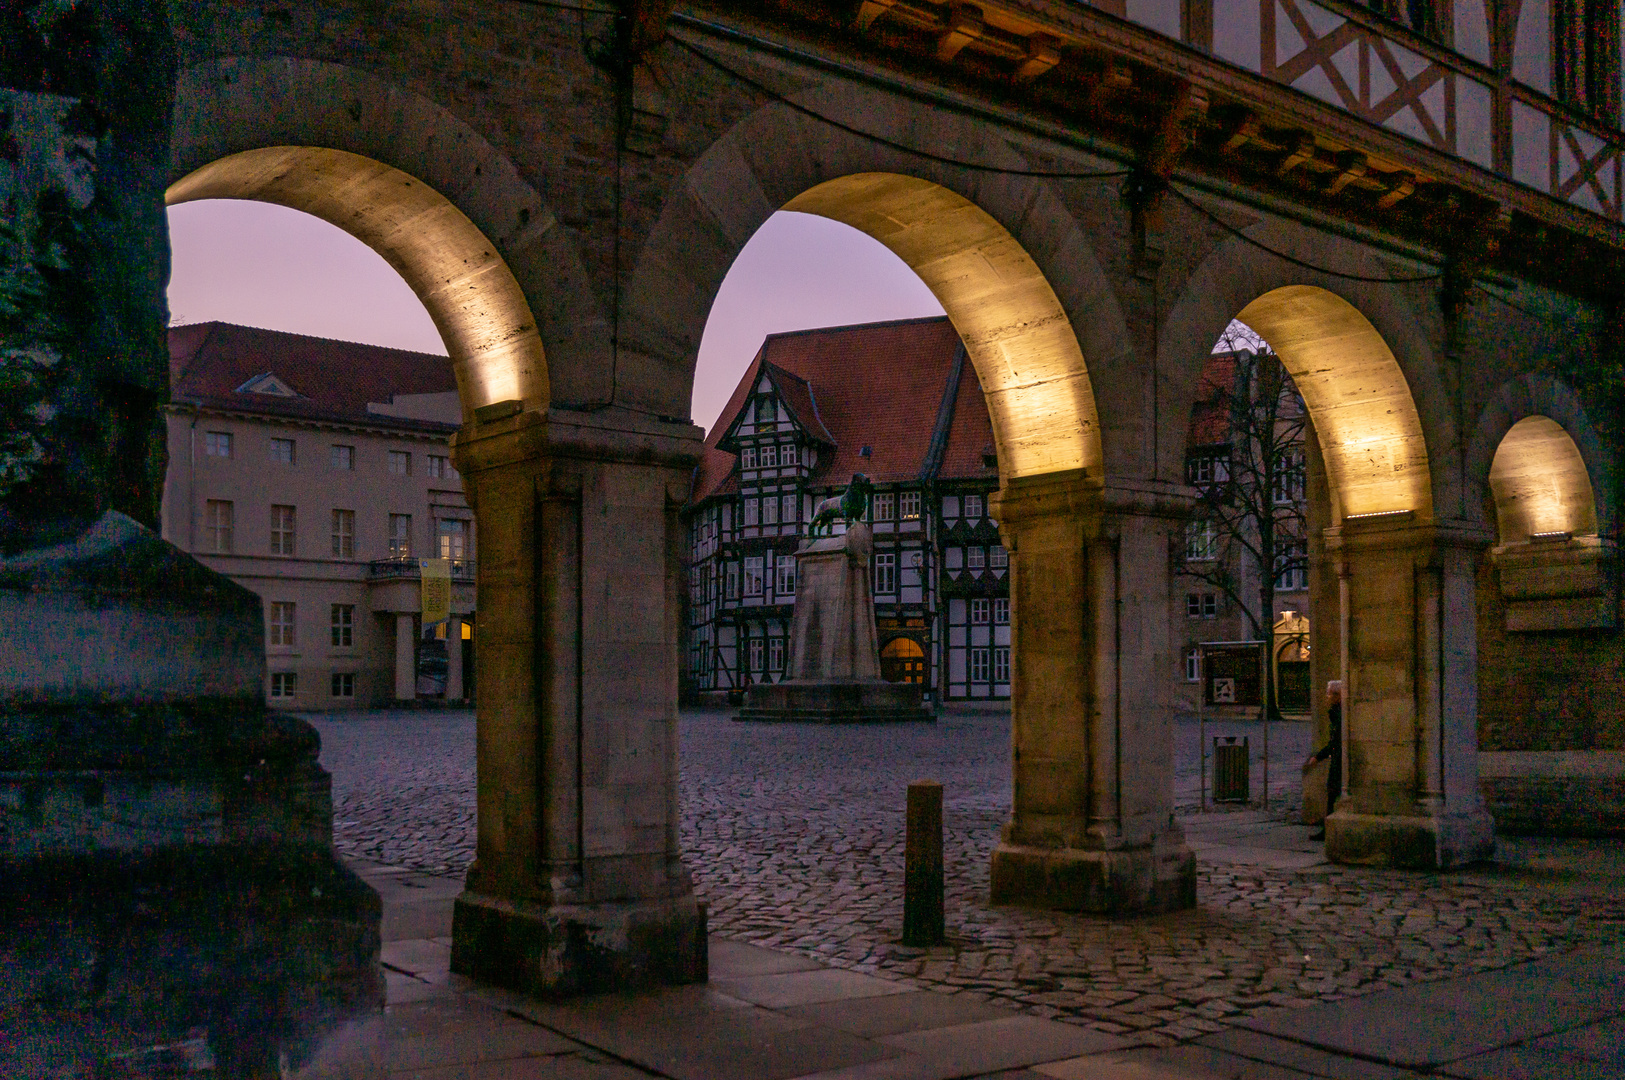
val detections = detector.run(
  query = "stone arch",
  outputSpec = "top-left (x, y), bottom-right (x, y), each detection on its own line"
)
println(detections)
top-left (623, 86), bottom-right (1131, 480)
top-left (167, 56), bottom-right (605, 415)
top-left (1466, 375), bottom-right (1608, 540)
top-left (1158, 222), bottom-right (1448, 522)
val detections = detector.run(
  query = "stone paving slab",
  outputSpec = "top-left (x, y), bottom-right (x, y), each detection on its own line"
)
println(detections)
top-left (873, 1016), bottom-right (1130, 1075)
top-left (783, 990), bottom-right (1016, 1037)
top-left (1194, 1030), bottom-right (1415, 1079)
top-left (1436, 1045), bottom-right (1625, 1080)
top-left (716, 968), bottom-right (920, 1008)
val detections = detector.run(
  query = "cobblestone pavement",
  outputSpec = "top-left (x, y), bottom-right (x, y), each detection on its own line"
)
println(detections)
top-left (311, 706), bottom-right (1625, 1047)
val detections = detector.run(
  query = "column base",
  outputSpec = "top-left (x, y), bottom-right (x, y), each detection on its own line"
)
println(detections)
top-left (1326, 807), bottom-right (1496, 869)
top-left (989, 838), bottom-right (1196, 915)
top-left (450, 891), bottom-right (708, 996)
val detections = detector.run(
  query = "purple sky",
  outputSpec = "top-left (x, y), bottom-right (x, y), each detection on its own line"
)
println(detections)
top-left (167, 201), bottom-right (943, 434)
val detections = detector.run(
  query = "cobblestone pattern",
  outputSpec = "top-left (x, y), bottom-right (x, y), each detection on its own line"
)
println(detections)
top-left (311, 707), bottom-right (1625, 1046)
top-left (306, 710), bottom-right (476, 876)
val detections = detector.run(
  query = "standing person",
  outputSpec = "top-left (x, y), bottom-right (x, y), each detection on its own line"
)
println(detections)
top-left (1306, 681), bottom-right (1342, 841)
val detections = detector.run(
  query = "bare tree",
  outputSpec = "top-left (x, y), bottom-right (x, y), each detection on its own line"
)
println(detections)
top-left (1180, 332), bottom-right (1308, 723)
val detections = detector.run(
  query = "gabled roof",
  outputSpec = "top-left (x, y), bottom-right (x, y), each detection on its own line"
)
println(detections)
top-left (168, 322), bottom-right (459, 432)
top-left (690, 316), bottom-right (999, 505)
top-left (715, 361), bottom-right (836, 452)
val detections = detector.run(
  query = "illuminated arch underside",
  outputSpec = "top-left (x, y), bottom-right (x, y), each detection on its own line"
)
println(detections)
top-left (1237, 285), bottom-right (1431, 521)
top-left (1488, 416), bottom-right (1598, 542)
top-left (784, 173), bottom-right (1102, 480)
top-left (167, 146), bottom-right (547, 418)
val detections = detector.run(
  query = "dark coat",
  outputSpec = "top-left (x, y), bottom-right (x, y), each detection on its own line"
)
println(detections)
top-left (1312, 703), bottom-right (1343, 806)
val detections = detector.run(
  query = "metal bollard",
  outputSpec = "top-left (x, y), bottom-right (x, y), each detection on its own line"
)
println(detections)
top-left (903, 780), bottom-right (945, 947)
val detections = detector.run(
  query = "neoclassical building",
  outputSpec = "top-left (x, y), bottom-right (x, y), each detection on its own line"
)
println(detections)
top-left (685, 317), bottom-right (1010, 702)
top-left (161, 322), bottom-right (476, 709)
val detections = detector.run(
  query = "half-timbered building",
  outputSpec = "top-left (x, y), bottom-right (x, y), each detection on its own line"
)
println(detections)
top-left (684, 317), bottom-right (1011, 703)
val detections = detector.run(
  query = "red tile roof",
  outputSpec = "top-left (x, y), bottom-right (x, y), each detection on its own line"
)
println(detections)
top-left (168, 322), bottom-right (458, 432)
top-left (1187, 351), bottom-right (1242, 449)
top-left (690, 317), bottom-right (999, 505)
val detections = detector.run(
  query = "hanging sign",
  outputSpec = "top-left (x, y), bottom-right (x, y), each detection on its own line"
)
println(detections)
top-left (420, 557), bottom-right (452, 627)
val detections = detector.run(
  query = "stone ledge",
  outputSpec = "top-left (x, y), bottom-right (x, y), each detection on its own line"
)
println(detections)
top-left (989, 840), bottom-right (1196, 915)
top-left (450, 890), bottom-right (708, 997)
top-left (737, 680), bottom-right (933, 724)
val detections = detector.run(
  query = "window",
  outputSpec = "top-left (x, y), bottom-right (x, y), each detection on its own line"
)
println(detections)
top-left (743, 499), bottom-right (758, 526)
top-left (331, 444), bottom-right (355, 471)
top-left (1361, 0), bottom-right (1440, 39)
top-left (1185, 519), bottom-right (1217, 561)
top-left (203, 499), bottom-right (233, 554)
top-left (762, 496), bottom-right (779, 525)
top-left (389, 514), bottom-right (412, 558)
top-left (964, 494), bottom-right (984, 520)
top-left (426, 455), bottom-right (455, 479)
top-left (269, 601), bottom-right (296, 646)
top-left (748, 637), bottom-right (765, 672)
top-left (970, 647), bottom-right (991, 682)
top-left (438, 518), bottom-right (469, 560)
top-left (1554, 0), bottom-right (1621, 123)
top-left (872, 492), bottom-right (895, 521)
top-left (755, 397), bottom-right (776, 424)
top-left (967, 546), bottom-right (986, 570)
top-left (330, 672), bottom-right (355, 698)
top-left (270, 672), bottom-right (297, 699)
top-left (725, 562), bottom-right (738, 599)
top-left (1188, 452), bottom-right (1231, 488)
top-left (270, 505), bottom-right (296, 555)
top-left (744, 556), bottom-right (764, 596)
top-left (989, 544), bottom-right (1008, 569)
top-left (269, 437), bottom-right (296, 465)
top-left (388, 450), bottom-right (411, 476)
top-left (777, 555), bottom-right (796, 596)
top-left (1185, 648), bottom-right (1202, 683)
top-left (331, 604), bottom-right (354, 647)
top-left (993, 598), bottom-right (1009, 624)
top-left (1187, 593), bottom-right (1219, 619)
top-left (781, 443), bottom-right (797, 466)
top-left (759, 443), bottom-right (777, 469)
top-left (993, 646), bottom-right (1010, 683)
top-left (1274, 541), bottom-right (1309, 591)
top-left (899, 491), bottom-right (921, 520)
top-left (204, 431), bottom-right (233, 458)
top-left (781, 494), bottom-right (796, 525)
top-left (331, 509), bottom-right (355, 557)
top-left (768, 637), bottom-right (784, 673)
top-left (872, 553), bottom-right (896, 594)
top-left (971, 598), bottom-right (991, 624)
top-left (740, 446), bottom-right (758, 469)
top-left (1273, 449), bottom-right (1305, 505)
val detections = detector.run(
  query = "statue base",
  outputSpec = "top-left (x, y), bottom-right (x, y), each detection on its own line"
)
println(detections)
top-left (737, 679), bottom-right (934, 723)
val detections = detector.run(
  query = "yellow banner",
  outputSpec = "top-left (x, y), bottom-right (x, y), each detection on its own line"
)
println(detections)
top-left (420, 558), bottom-right (451, 627)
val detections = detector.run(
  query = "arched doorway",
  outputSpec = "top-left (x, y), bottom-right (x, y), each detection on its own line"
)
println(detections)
top-left (880, 636), bottom-right (927, 684)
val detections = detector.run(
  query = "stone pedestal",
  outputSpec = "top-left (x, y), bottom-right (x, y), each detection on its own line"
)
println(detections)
top-left (738, 522), bottom-right (931, 723)
top-left (987, 472), bottom-right (1196, 915)
top-left (1322, 517), bottom-right (1497, 869)
top-left (0, 513), bottom-right (381, 1076)
top-left (447, 406), bottom-right (708, 996)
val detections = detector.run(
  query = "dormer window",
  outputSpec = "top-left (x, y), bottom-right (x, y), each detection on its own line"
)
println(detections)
top-left (741, 446), bottom-right (757, 469)
top-left (760, 444), bottom-right (778, 468)
top-left (755, 398), bottom-right (776, 424)
top-left (236, 372), bottom-right (299, 397)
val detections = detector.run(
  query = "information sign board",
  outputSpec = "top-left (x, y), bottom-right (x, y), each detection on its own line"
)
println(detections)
top-left (1202, 641), bottom-right (1264, 707)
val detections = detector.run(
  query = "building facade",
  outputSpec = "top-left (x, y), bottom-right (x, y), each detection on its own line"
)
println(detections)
top-left (1172, 349), bottom-right (1312, 716)
top-left (161, 322), bottom-right (476, 709)
top-left (685, 318), bottom-right (1011, 702)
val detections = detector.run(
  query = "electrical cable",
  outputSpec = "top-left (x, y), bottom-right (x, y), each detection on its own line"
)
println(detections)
top-left (1165, 184), bottom-right (1445, 284)
top-left (669, 36), bottom-right (1132, 180)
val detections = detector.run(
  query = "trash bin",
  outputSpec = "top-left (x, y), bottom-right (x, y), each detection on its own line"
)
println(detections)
top-left (1213, 736), bottom-right (1250, 803)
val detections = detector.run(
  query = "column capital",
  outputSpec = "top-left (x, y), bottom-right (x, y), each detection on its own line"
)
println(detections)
top-left (449, 407), bottom-right (550, 478)
top-left (1323, 515), bottom-right (1496, 560)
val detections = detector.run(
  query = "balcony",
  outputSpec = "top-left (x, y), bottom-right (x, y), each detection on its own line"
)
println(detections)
top-left (367, 557), bottom-right (477, 583)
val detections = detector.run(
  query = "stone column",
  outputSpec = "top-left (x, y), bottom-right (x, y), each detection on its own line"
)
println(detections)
top-left (449, 405), bottom-right (707, 995)
top-left (989, 470), bottom-right (1195, 914)
top-left (446, 616), bottom-right (464, 701)
top-left (1323, 516), bottom-right (1496, 868)
top-left (394, 613), bottom-right (416, 701)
